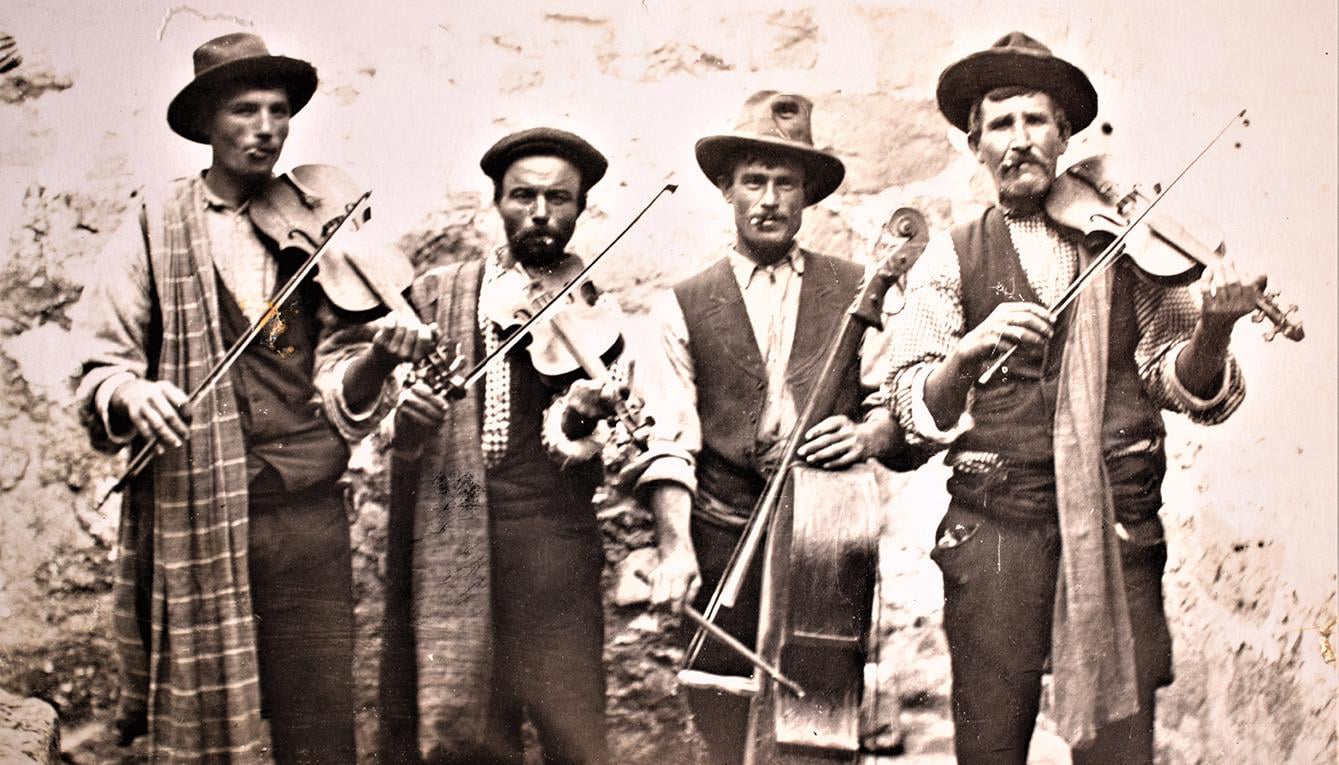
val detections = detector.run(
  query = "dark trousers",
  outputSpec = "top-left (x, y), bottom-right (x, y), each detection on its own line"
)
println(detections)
top-left (479, 514), bottom-right (608, 765)
top-left (678, 516), bottom-right (764, 765)
top-left (932, 498), bottom-right (1173, 765)
top-left (248, 482), bottom-right (357, 765)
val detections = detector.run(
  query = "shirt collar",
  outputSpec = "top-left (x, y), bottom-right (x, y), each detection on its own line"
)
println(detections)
top-left (196, 173), bottom-right (257, 213)
top-left (727, 243), bottom-right (804, 290)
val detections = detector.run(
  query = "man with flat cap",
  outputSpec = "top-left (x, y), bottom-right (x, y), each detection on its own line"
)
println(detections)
top-left (72, 33), bottom-right (434, 762)
top-left (883, 32), bottom-right (1268, 764)
top-left (632, 91), bottom-right (912, 764)
top-left (379, 127), bottom-right (627, 765)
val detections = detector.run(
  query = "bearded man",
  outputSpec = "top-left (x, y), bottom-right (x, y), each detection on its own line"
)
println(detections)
top-left (378, 128), bottom-right (625, 765)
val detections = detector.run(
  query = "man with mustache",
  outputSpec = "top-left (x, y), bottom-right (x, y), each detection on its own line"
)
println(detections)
top-left (379, 127), bottom-right (624, 765)
top-left (883, 32), bottom-right (1267, 764)
top-left (72, 33), bottom-right (434, 761)
top-left (632, 91), bottom-right (910, 764)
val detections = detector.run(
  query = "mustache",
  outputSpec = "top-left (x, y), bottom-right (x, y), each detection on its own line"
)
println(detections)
top-left (1000, 151), bottom-right (1047, 171)
top-left (749, 213), bottom-right (789, 225)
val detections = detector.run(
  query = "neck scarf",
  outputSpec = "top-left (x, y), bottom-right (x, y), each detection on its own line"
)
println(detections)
top-left (1050, 242), bottom-right (1140, 747)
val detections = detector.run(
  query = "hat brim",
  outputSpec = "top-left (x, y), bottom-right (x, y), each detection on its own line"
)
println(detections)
top-left (936, 49), bottom-right (1097, 134)
top-left (168, 55), bottom-right (318, 144)
top-left (695, 134), bottom-right (846, 204)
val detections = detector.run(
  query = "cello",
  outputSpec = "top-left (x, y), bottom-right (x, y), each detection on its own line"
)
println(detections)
top-left (680, 207), bottom-right (929, 763)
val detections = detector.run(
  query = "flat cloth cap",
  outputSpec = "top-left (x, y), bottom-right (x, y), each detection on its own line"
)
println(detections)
top-left (480, 127), bottom-right (608, 189)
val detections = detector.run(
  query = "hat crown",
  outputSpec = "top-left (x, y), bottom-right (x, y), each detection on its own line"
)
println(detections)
top-left (732, 91), bottom-right (816, 148)
top-left (991, 31), bottom-right (1054, 57)
top-left (192, 33), bottom-right (273, 76)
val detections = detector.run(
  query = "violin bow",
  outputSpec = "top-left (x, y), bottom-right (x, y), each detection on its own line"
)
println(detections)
top-left (434, 183), bottom-right (677, 399)
top-left (684, 207), bottom-right (929, 667)
top-left (92, 190), bottom-right (373, 513)
top-left (978, 109), bottom-right (1248, 384)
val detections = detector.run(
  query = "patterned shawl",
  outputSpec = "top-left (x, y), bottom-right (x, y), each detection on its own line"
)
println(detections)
top-left (112, 178), bottom-right (265, 761)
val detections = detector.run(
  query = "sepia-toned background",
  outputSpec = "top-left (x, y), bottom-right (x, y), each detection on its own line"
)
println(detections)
top-left (0, 0), bottom-right (1334, 762)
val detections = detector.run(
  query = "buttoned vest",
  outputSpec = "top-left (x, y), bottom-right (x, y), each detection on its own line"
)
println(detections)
top-left (216, 257), bottom-right (348, 493)
top-left (948, 207), bottom-right (1164, 465)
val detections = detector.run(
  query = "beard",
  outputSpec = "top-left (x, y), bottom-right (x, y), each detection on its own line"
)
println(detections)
top-left (995, 157), bottom-right (1056, 211)
top-left (509, 229), bottom-right (569, 268)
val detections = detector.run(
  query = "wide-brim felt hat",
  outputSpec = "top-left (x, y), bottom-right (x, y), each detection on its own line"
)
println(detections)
top-left (695, 90), bottom-right (845, 205)
top-left (480, 127), bottom-right (609, 190)
top-left (168, 33), bottom-right (317, 144)
top-left (937, 31), bottom-right (1097, 134)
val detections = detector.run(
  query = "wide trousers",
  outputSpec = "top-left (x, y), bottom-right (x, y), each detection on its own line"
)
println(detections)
top-left (678, 517), bottom-right (764, 765)
top-left (932, 498), bottom-right (1173, 765)
top-left (248, 480), bottom-right (357, 764)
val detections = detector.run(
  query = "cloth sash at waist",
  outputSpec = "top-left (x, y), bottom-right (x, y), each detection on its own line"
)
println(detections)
top-left (947, 449), bottom-right (1166, 525)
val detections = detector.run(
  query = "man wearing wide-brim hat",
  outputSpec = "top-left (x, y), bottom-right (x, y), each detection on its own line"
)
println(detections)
top-left (72, 32), bottom-right (432, 762)
top-left (883, 31), bottom-right (1266, 765)
top-left (632, 90), bottom-right (916, 764)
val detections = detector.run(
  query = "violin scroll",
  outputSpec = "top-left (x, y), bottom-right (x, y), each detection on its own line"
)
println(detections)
top-left (409, 342), bottom-right (468, 400)
top-left (1253, 293), bottom-right (1305, 342)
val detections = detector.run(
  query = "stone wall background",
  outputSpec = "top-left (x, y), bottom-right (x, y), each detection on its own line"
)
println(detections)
top-left (0, 0), bottom-right (1334, 762)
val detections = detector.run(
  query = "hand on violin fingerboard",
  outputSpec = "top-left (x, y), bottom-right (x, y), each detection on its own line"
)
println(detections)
top-left (1195, 258), bottom-right (1268, 329)
top-left (560, 378), bottom-right (627, 439)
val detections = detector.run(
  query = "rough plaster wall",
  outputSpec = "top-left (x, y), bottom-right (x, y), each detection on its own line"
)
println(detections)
top-left (0, 1), bottom-right (1334, 762)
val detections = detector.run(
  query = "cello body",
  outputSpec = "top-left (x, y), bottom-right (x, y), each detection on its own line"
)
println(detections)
top-left (744, 463), bottom-right (882, 764)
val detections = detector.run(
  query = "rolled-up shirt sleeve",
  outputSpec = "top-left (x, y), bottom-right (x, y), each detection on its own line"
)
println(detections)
top-left (625, 290), bottom-right (699, 495)
top-left (882, 233), bottom-right (972, 448)
top-left (1133, 280), bottom-right (1245, 425)
top-left (312, 302), bottom-right (401, 444)
top-left (70, 207), bottom-right (155, 452)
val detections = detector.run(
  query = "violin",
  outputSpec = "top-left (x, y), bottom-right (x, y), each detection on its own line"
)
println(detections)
top-left (250, 164), bottom-right (418, 318)
top-left (978, 113), bottom-right (1304, 384)
top-left (481, 257), bottom-right (657, 449)
top-left (1046, 154), bottom-right (1304, 340)
top-left (94, 165), bottom-right (379, 512)
top-left (406, 184), bottom-right (678, 423)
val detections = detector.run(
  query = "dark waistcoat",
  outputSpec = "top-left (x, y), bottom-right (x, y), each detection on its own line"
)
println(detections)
top-left (673, 251), bottom-right (864, 508)
top-left (480, 324), bottom-right (603, 525)
top-left (216, 259), bottom-right (348, 494)
top-left (948, 207), bottom-right (1164, 465)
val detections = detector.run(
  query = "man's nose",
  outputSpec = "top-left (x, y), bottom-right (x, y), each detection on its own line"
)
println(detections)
top-left (1007, 121), bottom-right (1033, 151)
top-left (532, 196), bottom-right (549, 221)
top-left (760, 181), bottom-right (779, 207)
top-left (255, 110), bottom-right (275, 138)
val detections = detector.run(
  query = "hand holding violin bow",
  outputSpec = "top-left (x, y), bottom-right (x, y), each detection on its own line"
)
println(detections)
top-left (977, 112), bottom-right (1304, 385)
